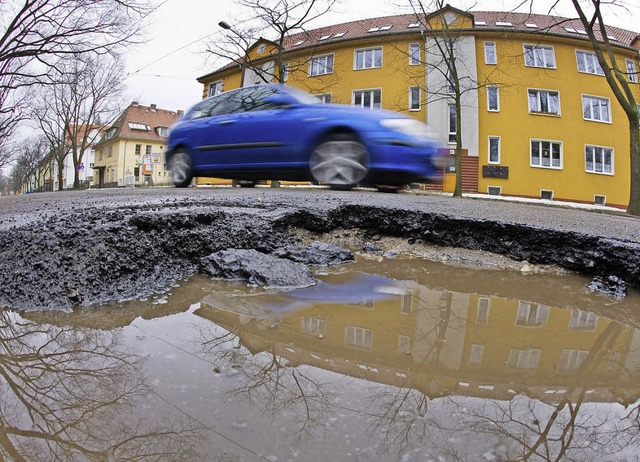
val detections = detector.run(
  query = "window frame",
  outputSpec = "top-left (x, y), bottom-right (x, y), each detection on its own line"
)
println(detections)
top-left (484, 41), bottom-right (497, 65)
top-left (308, 53), bottom-right (335, 77)
top-left (352, 88), bottom-right (382, 110)
top-left (488, 136), bottom-right (500, 164)
top-left (208, 80), bottom-right (223, 97)
top-left (626, 59), bottom-right (638, 83)
top-left (409, 43), bottom-right (421, 65)
top-left (409, 85), bottom-right (420, 111)
top-left (487, 86), bottom-right (500, 112)
top-left (576, 50), bottom-right (604, 76)
top-left (448, 104), bottom-right (457, 143)
top-left (585, 144), bottom-right (614, 175)
top-left (523, 44), bottom-right (556, 69)
top-left (530, 138), bottom-right (563, 169)
top-left (314, 93), bottom-right (332, 104)
top-left (354, 46), bottom-right (383, 70)
top-left (582, 94), bottom-right (612, 123)
top-left (527, 88), bottom-right (561, 116)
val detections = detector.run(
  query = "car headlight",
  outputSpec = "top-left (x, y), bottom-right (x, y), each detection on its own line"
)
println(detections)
top-left (380, 118), bottom-right (433, 142)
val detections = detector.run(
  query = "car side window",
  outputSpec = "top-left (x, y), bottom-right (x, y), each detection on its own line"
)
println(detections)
top-left (224, 87), bottom-right (279, 114)
top-left (188, 93), bottom-right (232, 119)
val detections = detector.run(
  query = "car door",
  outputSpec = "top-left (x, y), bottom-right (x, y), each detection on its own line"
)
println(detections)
top-left (206, 87), bottom-right (308, 172)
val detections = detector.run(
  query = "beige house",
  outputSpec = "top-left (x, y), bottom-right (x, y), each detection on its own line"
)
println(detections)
top-left (93, 102), bottom-right (182, 188)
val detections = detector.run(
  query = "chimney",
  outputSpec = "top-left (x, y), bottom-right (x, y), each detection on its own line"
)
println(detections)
top-left (150, 104), bottom-right (157, 111)
top-left (132, 101), bottom-right (138, 106)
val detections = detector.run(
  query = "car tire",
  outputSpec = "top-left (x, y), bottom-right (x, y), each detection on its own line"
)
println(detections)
top-left (309, 134), bottom-right (368, 190)
top-left (169, 149), bottom-right (193, 188)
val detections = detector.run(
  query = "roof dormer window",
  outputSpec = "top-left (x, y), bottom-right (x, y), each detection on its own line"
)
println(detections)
top-left (128, 122), bottom-right (150, 131)
top-left (319, 34), bottom-right (331, 41)
top-left (475, 20), bottom-right (487, 26)
top-left (496, 21), bottom-right (513, 27)
top-left (525, 23), bottom-right (538, 28)
top-left (408, 23), bottom-right (420, 28)
top-left (333, 32), bottom-right (346, 37)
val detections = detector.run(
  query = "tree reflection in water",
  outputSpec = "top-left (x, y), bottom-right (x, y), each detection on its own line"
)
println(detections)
top-left (0, 310), bottom-right (201, 461)
top-left (368, 312), bottom-right (640, 461)
top-left (198, 320), bottom-right (336, 447)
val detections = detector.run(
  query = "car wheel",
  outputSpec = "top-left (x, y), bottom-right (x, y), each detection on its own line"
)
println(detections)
top-left (309, 134), bottom-right (368, 190)
top-left (169, 150), bottom-right (193, 188)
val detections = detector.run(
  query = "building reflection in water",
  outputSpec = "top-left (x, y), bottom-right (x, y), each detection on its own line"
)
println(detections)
top-left (196, 270), bottom-right (640, 460)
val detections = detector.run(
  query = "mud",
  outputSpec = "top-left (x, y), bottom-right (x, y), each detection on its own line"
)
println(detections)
top-left (1, 189), bottom-right (639, 311)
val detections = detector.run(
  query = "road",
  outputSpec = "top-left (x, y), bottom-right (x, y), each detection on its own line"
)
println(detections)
top-left (1, 186), bottom-right (639, 311)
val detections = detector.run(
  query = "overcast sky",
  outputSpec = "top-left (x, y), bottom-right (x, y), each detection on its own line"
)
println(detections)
top-left (123, 0), bottom-right (640, 113)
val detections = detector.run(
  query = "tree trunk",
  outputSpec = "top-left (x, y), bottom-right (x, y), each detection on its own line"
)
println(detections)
top-left (453, 101), bottom-right (463, 197)
top-left (628, 122), bottom-right (640, 215)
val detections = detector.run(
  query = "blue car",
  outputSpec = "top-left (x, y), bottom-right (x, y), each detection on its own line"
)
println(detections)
top-left (165, 84), bottom-right (443, 191)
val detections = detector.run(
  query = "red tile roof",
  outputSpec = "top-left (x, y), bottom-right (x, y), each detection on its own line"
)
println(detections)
top-left (199, 10), bottom-right (638, 81)
top-left (94, 103), bottom-right (182, 149)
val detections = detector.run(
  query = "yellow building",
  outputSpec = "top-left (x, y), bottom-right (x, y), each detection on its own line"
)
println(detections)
top-left (197, 6), bottom-right (640, 208)
top-left (93, 102), bottom-right (182, 188)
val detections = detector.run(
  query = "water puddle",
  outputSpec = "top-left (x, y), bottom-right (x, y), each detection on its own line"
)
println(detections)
top-left (3, 255), bottom-right (640, 461)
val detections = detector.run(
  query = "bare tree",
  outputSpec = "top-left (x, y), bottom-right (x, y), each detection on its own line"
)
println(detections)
top-left (560, 0), bottom-right (640, 215)
top-left (32, 55), bottom-right (124, 191)
top-left (9, 136), bottom-right (49, 193)
top-left (209, 0), bottom-right (339, 85)
top-left (0, 0), bottom-right (150, 168)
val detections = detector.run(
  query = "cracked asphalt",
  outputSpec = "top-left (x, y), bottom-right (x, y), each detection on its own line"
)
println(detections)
top-left (1, 186), bottom-right (639, 311)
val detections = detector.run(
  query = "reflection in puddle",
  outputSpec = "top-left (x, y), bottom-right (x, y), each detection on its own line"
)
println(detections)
top-left (4, 256), bottom-right (640, 460)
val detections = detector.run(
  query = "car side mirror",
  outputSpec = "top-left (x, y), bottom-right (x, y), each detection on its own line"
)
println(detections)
top-left (266, 93), bottom-right (298, 108)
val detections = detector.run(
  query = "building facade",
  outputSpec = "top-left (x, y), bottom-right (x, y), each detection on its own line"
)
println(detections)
top-left (197, 6), bottom-right (640, 208)
top-left (93, 103), bottom-right (182, 188)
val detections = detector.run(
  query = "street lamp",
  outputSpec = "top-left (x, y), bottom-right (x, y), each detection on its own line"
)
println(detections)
top-left (218, 21), bottom-right (231, 30)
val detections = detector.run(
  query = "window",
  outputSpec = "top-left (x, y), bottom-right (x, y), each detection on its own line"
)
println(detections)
top-left (409, 44), bottom-right (421, 65)
top-left (301, 317), bottom-right (326, 335)
top-left (582, 95), bottom-right (611, 122)
top-left (470, 344), bottom-right (484, 365)
top-left (487, 86), bottom-right (499, 111)
top-left (108, 146), bottom-right (112, 158)
top-left (353, 89), bottom-right (381, 109)
top-left (145, 145), bottom-right (152, 155)
top-left (400, 290), bottom-right (413, 313)
top-left (585, 145), bottom-right (613, 174)
top-left (516, 302), bottom-right (549, 327)
top-left (476, 298), bottom-right (490, 323)
top-left (530, 139), bottom-right (562, 169)
top-left (309, 54), bottom-right (334, 76)
top-left (355, 47), bottom-right (383, 69)
top-left (528, 89), bottom-right (560, 115)
top-left (128, 122), bottom-right (150, 131)
top-left (398, 335), bottom-right (411, 354)
top-left (524, 44), bottom-right (555, 68)
top-left (135, 144), bottom-right (141, 155)
top-left (576, 50), bottom-right (604, 75)
top-left (156, 127), bottom-right (168, 137)
top-left (559, 349), bottom-right (589, 370)
top-left (484, 41), bottom-right (497, 64)
top-left (257, 44), bottom-right (266, 54)
top-left (488, 136), bottom-right (500, 164)
top-left (208, 80), bottom-right (223, 97)
top-left (507, 349), bottom-right (541, 369)
top-left (409, 86), bottom-right (420, 111)
top-left (282, 62), bottom-right (289, 82)
top-left (448, 104), bottom-right (457, 143)
top-left (568, 310), bottom-right (597, 330)
top-left (345, 326), bottom-right (373, 349)
top-left (626, 59), bottom-right (638, 83)
top-left (446, 69), bottom-right (455, 94)
top-left (315, 93), bottom-right (332, 104)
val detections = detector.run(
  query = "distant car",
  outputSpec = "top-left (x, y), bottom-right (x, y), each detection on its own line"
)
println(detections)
top-left (165, 84), bottom-right (443, 191)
